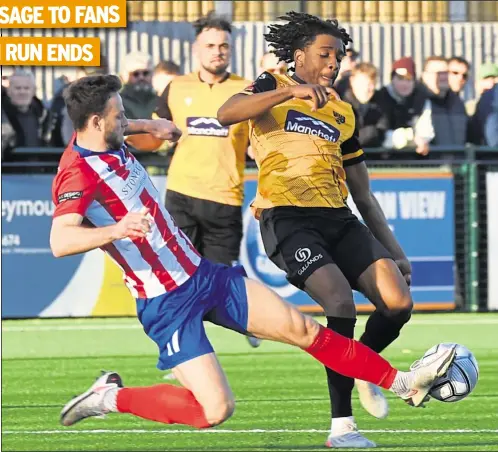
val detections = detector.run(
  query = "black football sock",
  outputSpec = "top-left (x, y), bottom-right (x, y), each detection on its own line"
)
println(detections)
top-left (325, 316), bottom-right (357, 419)
top-left (359, 309), bottom-right (412, 353)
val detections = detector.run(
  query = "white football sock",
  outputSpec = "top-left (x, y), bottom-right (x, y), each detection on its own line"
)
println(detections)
top-left (102, 387), bottom-right (120, 412)
top-left (330, 416), bottom-right (356, 436)
top-left (389, 370), bottom-right (415, 396)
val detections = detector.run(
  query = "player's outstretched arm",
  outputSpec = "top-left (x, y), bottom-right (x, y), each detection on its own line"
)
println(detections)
top-left (50, 208), bottom-right (151, 258)
top-left (218, 83), bottom-right (334, 126)
top-left (124, 119), bottom-right (182, 142)
top-left (345, 162), bottom-right (412, 284)
top-left (218, 89), bottom-right (293, 126)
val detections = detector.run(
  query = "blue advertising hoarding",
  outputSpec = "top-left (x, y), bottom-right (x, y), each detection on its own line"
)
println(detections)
top-left (1, 171), bottom-right (455, 318)
top-left (239, 171), bottom-right (455, 312)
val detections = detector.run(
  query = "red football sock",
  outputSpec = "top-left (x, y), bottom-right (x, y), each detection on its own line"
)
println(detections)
top-left (116, 384), bottom-right (211, 429)
top-left (305, 325), bottom-right (398, 389)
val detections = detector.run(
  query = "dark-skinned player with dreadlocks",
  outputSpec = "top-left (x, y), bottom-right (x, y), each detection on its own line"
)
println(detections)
top-left (218, 12), bottom-right (414, 448)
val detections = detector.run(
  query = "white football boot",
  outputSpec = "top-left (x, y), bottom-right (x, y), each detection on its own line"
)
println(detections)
top-left (355, 380), bottom-right (389, 419)
top-left (326, 419), bottom-right (376, 448)
top-left (60, 371), bottom-right (123, 426)
top-left (392, 345), bottom-right (457, 407)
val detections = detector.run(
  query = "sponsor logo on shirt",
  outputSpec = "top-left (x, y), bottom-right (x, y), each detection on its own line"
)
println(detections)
top-left (284, 110), bottom-right (340, 142)
top-left (186, 117), bottom-right (229, 137)
top-left (58, 191), bottom-right (83, 203)
top-left (121, 163), bottom-right (147, 199)
top-left (333, 111), bottom-right (346, 124)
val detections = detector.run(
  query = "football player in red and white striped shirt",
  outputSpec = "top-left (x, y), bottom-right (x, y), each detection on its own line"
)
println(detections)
top-left (52, 75), bottom-right (455, 430)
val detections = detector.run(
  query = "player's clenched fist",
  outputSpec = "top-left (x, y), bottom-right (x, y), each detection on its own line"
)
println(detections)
top-left (146, 119), bottom-right (182, 142)
top-left (288, 84), bottom-right (340, 111)
top-left (114, 207), bottom-right (153, 239)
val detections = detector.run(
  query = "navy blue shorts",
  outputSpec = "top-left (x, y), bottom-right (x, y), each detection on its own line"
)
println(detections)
top-left (136, 259), bottom-right (249, 370)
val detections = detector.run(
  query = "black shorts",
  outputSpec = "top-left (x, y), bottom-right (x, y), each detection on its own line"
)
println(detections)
top-left (165, 190), bottom-right (242, 266)
top-left (259, 206), bottom-right (392, 290)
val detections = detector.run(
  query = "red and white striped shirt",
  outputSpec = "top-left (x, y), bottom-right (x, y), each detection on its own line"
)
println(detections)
top-left (52, 138), bottom-right (201, 299)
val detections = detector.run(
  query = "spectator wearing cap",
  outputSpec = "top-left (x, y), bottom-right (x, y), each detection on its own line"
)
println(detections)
top-left (476, 62), bottom-right (498, 97)
top-left (334, 48), bottom-right (359, 97)
top-left (448, 56), bottom-right (470, 96)
top-left (343, 62), bottom-right (388, 148)
top-left (468, 63), bottom-right (498, 144)
top-left (485, 84), bottom-right (498, 147)
top-left (376, 57), bottom-right (429, 154)
top-left (420, 56), bottom-right (468, 147)
top-left (120, 51), bottom-right (157, 120)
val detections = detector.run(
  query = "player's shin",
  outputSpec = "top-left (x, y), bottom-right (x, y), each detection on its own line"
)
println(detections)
top-left (324, 317), bottom-right (356, 419)
top-left (303, 324), bottom-right (398, 389)
top-left (360, 308), bottom-right (412, 353)
top-left (116, 384), bottom-right (212, 428)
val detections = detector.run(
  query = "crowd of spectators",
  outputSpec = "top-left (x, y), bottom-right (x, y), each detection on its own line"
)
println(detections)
top-left (2, 46), bottom-right (498, 160)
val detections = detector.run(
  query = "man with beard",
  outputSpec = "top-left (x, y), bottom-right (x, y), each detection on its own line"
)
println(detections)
top-left (218, 11), bottom-right (416, 448)
top-left (156, 13), bottom-right (250, 285)
top-left (120, 51), bottom-right (157, 121)
top-left (156, 12), bottom-right (258, 348)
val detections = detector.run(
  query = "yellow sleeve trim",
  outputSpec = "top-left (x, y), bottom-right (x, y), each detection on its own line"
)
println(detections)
top-left (343, 149), bottom-right (364, 160)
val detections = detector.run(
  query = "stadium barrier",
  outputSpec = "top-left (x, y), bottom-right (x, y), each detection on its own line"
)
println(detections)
top-left (2, 145), bottom-right (497, 318)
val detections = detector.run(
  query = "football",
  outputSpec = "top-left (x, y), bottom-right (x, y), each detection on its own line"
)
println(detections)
top-left (421, 343), bottom-right (479, 402)
top-left (125, 133), bottom-right (165, 152)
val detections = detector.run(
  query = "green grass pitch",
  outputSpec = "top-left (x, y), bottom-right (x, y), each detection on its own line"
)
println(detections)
top-left (2, 313), bottom-right (498, 451)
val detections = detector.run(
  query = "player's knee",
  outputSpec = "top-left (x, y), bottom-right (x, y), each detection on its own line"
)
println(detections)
top-left (324, 298), bottom-right (356, 318)
top-left (382, 288), bottom-right (413, 321)
top-left (204, 398), bottom-right (235, 426)
top-left (290, 315), bottom-right (321, 349)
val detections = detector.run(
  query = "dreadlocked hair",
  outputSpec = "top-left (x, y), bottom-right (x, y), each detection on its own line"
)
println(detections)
top-left (264, 11), bottom-right (352, 70)
top-left (192, 10), bottom-right (232, 36)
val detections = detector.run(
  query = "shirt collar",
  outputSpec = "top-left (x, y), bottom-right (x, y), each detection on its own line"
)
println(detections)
top-left (291, 73), bottom-right (307, 85)
top-left (72, 136), bottom-right (127, 163)
top-left (197, 71), bottom-right (230, 85)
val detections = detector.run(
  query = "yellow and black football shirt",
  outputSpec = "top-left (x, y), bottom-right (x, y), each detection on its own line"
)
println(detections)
top-left (157, 72), bottom-right (250, 207)
top-left (241, 71), bottom-right (365, 217)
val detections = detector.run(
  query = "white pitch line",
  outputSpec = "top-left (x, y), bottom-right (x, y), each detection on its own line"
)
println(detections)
top-left (2, 325), bottom-right (144, 332)
top-left (3, 317), bottom-right (498, 332)
top-left (3, 429), bottom-right (498, 435)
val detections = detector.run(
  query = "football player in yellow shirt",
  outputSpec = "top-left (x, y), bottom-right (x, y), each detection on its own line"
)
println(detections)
top-left (156, 13), bottom-right (260, 349)
top-left (218, 11), bottom-right (413, 449)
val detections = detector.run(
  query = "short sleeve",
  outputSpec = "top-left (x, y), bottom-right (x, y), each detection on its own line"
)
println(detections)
top-left (341, 114), bottom-right (365, 167)
top-left (241, 71), bottom-right (277, 95)
top-left (52, 164), bottom-right (98, 218)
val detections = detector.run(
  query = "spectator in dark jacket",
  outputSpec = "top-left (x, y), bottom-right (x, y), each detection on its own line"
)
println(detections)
top-left (485, 84), bottom-right (498, 147)
top-left (420, 56), bottom-right (468, 146)
top-left (1, 70), bottom-right (51, 157)
top-left (469, 81), bottom-right (498, 145)
top-left (343, 62), bottom-right (388, 147)
top-left (448, 56), bottom-right (470, 97)
top-left (468, 64), bottom-right (498, 144)
top-left (376, 57), bottom-right (429, 154)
